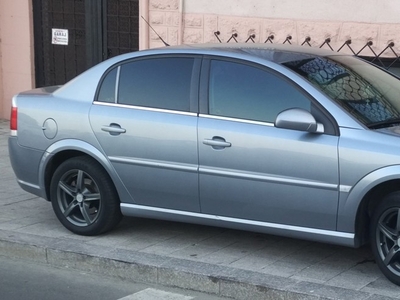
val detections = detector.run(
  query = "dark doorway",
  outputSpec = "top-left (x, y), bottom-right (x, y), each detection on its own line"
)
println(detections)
top-left (104, 0), bottom-right (140, 59)
top-left (33, 0), bottom-right (139, 87)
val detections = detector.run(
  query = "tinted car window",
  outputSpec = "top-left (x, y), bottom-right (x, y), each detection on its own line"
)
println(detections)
top-left (118, 57), bottom-right (194, 111)
top-left (209, 60), bottom-right (311, 123)
top-left (97, 68), bottom-right (118, 103)
top-left (283, 56), bottom-right (400, 127)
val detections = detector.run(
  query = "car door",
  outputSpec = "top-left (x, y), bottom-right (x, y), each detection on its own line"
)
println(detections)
top-left (198, 58), bottom-right (340, 230)
top-left (90, 55), bottom-right (201, 212)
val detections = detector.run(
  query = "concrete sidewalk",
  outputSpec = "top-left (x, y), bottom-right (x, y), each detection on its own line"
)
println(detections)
top-left (1, 118), bottom-right (400, 299)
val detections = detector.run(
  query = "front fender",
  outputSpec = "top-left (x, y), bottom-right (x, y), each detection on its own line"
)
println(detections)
top-left (337, 165), bottom-right (400, 235)
top-left (38, 139), bottom-right (133, 203)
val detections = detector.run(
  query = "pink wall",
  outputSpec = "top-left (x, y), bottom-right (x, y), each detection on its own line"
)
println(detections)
top-left (146, 0), bottom-right (400, 57)
top-left (0, 34), bottom-right (2, 119)
top-left (0, 0), bottom-right (35, 120)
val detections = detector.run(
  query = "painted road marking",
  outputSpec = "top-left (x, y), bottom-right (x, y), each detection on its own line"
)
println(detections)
top-left (118, 288), bottom-right (194, 300)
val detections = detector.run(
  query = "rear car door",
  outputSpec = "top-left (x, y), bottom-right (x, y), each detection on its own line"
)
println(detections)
top-left (90, 55), bottom-right (201, 212)
top-left (198, 58), bottom-right (340, 230)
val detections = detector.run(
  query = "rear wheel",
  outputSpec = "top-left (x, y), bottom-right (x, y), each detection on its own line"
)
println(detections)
top-left (371, 192), bottom-right (400, 286)
top-left (50, 156), bottom-right (122, 235)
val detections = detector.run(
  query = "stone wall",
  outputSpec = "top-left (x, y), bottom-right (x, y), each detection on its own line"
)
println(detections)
top-left (147, 0), bottom-right (400, 57)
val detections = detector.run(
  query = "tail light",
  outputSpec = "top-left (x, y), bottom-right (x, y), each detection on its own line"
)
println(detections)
top-left (10, 100), bottom-right (17, 136)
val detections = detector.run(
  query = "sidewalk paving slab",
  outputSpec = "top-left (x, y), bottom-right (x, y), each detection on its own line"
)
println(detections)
top-left (1, 118), bottom-right (400, 299)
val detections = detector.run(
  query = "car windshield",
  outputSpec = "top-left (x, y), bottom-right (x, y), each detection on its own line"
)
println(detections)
top-left (283, 55), bottom-right (400, 128)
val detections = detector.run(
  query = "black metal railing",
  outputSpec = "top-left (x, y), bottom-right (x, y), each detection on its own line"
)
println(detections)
top-left (213, 32), bottom-right (400, 73)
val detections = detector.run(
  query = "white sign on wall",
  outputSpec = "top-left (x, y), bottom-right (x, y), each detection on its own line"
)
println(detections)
top-left (52, 28), bottom-right (69, 45)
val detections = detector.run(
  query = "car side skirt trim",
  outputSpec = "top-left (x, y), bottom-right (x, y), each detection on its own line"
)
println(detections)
top-left (17, 179), bottom-right (40, 190)
top-left (200, 167), bottom-right (338, 190)
top-left (339, 185), bottom-right (352, 193)
top-left (121, 203), bottom-right (356, 247)
top-left (108, 157), bottom-right (337, 190)
top-left (109, 156), bottom-right (198, 172)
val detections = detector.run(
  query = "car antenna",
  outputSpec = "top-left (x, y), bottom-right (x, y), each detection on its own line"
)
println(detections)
top-left (141, 16), bottom-right (170, 47)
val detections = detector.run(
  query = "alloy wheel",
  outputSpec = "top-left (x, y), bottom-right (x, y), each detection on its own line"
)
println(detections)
top-left (56, 169), bottom-right (101, 227)
top-left (376, 207), bottom-right (400, 276)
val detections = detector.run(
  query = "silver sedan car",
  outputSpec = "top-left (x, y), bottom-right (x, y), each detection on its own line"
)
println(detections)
top-left (8, 43), bottom-right (400, 285)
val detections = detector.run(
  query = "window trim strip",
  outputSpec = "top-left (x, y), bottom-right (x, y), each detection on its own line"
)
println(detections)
top-left (93, 101), bottom-right (198, 116)
top-left (199, 113), bottom-right (274, 126)
top-left (114, 66), bottom-right (121, 104)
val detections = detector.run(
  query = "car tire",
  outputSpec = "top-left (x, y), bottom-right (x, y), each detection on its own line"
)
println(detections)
top-left (371, 191), bottom-right (400, 286)
top-left (50, 156), bottom-right (122, 235)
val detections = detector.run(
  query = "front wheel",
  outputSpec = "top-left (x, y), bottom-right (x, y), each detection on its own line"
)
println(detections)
top-left (50, 156), bottom-right (122, 235)
top-left (371, 191), bottom-right (400, 286)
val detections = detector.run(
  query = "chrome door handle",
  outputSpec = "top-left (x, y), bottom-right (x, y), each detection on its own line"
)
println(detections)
top-left (203, 137), bottom-right (231, 149)
top-left (101, 123), bottom-right (126, 135)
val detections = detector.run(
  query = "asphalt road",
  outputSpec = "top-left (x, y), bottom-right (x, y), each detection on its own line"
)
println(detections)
top-left (0, 256), bottom-right (229, 300)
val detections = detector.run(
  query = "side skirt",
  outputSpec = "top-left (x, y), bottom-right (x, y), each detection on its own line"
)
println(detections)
top-left (121, 203), bottom-right (356, 247)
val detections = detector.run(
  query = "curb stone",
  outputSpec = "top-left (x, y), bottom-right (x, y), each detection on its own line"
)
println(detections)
top-left (0, 230), bottom-right (392, 300)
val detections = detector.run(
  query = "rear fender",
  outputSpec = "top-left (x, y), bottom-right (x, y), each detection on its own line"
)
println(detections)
top-left (39, 139), bottom-right (133, 203)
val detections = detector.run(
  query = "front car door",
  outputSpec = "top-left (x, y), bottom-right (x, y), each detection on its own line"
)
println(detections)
top-left (198, 58), bottom-right (340, 230)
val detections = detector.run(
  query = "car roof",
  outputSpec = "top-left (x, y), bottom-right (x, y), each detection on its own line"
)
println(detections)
top-left (53, 42), bottom-right (362, 130)
top-left (54, 43), bottom-right (346, 101)
top-left (136, 43), bottom-right (344, 64)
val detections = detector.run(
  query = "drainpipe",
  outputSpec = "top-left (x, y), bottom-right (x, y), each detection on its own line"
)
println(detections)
top-left (179, 0), bottom-right (184, 45)
top-left (139, 0), bottom-right (149, 50)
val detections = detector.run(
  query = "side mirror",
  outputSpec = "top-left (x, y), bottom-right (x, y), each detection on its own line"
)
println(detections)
top-left (275, 108), bottom-right (324, 133)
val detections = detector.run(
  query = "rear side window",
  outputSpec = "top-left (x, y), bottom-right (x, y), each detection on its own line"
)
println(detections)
top-left (97, 68), bottom-right (118, 103)
top-left (118, 57), bottom-right (194, 111)
top-left (209, 60), bottom-right (311, 123)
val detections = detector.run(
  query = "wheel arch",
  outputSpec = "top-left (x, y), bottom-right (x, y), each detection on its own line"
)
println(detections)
top-left (339, 166), bottom-right (400, 247)
top-left (355, 179), bottom-right (400, 246)
top-left (39, 139), bottom-right (131, 204)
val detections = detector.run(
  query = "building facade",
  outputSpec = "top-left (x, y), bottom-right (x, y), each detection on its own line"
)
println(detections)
top-left (1, 0), bottom-right (400, 120)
